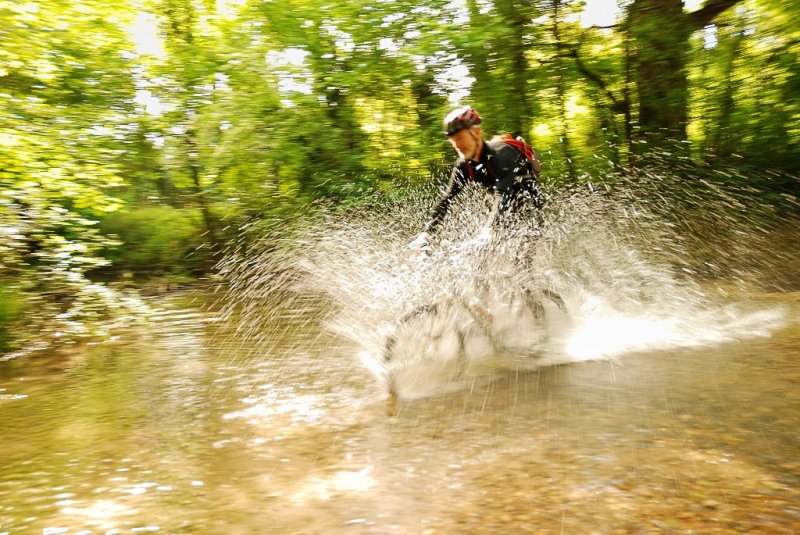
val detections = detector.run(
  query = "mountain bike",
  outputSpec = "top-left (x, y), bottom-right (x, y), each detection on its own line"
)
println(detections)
top-left (380, 238), bottom-right (566, 398)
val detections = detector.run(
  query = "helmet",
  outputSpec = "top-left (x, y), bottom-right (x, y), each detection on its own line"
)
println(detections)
top-left (443, 105), bottom-right (481, 136)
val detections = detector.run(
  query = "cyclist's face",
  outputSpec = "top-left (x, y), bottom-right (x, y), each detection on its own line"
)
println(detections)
top-left (449, 127), bottom-right (481, 161)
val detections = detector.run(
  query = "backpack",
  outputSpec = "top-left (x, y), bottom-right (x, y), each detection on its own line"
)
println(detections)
top-left (492, 134), bottom-right (540, 176)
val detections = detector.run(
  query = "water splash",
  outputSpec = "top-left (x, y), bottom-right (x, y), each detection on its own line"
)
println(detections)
top-left (216, 166), bottom-right (796, 399)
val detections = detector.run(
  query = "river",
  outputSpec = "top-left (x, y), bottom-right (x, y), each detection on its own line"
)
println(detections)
top-left (1, 285), bottom-right (798, 533)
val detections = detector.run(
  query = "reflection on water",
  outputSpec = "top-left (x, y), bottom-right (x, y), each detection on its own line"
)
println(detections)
top-left (1, 290), bottom-right (799, 533)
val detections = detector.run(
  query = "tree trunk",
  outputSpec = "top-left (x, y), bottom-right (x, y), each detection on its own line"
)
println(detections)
top-left (494, 0), bottom-right (534, 136)
top-left (711, 28), bottom-right (745, 159)
top-left (464, 0), bottom-right (537, 135)
top-left (623, 12), bottom-right (636, 165)
top-left (630, 0), bottom-right (691, 145)
top-left (464, 0), bottom-right (492, 107)
top-left (185, 126), bottom-right (218, 247)
top-left (552, 0), bottom-right (577, 180)
top-left (629, 0), bottom-right (743, 148)
top-left (411, 70), bottom-right (444, 131)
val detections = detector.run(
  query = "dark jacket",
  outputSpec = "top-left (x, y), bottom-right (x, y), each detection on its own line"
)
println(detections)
top-left (424, 137), bottom-right (542, 233)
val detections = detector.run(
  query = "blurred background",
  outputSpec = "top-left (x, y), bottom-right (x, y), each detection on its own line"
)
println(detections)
top-left (1, 0), bottom-right (798, 354)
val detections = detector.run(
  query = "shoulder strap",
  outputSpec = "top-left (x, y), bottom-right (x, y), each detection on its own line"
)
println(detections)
top-left (499, 133), bottom-right (535, 162)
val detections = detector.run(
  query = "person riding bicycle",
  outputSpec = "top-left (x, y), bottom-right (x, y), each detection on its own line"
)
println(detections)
top-left (410, 105), bottom-right (543, 250)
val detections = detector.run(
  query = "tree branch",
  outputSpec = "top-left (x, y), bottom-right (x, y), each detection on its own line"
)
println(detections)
top-left (585, 24), bottom-right (618, 30)
top-left (688, 0), bottom-right (743, 29)
top-left (567, 49), bottom-right (622, 109)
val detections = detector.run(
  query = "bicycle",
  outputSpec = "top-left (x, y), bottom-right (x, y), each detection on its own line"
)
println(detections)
top-left (379, 237), bottom-right (567, 398)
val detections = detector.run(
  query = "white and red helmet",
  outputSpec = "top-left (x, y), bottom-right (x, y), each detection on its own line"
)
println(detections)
top-left (443, 105), bottom-right (481, 136)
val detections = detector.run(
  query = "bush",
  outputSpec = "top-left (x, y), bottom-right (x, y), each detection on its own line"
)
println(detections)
top-left (0, 284), bottom-right (24, 352)
top-left (99, 206), bottom-right (207, 275)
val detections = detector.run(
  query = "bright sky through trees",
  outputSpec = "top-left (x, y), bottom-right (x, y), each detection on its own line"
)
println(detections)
top-left (126, 0), bottom-right (634, 56)
top-left (125, 0), bottom-right (626, 110)
top-left (580, 0), bottom-right (619, 27)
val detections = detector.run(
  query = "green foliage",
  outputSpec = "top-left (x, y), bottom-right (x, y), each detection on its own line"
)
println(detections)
top-left (0, 284), bottom-right (23, 352)
top-left (0, 0), bottom-right (151, 353)
top-left (688, 0), bottom-right (800, 169)
top-left (1, 0), bottom-right (797, 354)
top-left (99, 206), bottom-right (206, 274)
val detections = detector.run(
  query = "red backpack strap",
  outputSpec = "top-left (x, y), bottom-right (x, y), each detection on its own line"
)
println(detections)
top-left (500, 133), bottom-right (535, 162)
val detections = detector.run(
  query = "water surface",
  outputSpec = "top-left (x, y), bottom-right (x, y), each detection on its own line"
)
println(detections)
top-left (1, 289), bottom-right (798, 534)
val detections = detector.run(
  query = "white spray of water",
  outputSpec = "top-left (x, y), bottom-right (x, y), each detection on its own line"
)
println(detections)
top-left (217, 174), bottom-right (793, 399)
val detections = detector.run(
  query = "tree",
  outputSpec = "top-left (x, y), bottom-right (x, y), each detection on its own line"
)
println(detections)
top-left (0, 0), bottom-right (148, 349)
top-left (629, 0), bottom-right (743, 145)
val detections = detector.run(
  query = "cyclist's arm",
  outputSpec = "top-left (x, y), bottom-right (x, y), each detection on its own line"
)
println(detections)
top-left (484, 190), bottom-right (501, 228)
top-left (424, 164), bottom-right (467, 233)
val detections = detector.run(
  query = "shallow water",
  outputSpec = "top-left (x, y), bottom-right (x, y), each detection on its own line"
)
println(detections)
top-left (1, 287), bottom-right (798, 534)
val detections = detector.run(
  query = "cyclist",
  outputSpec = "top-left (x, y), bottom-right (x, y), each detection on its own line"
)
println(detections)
top-left (410, 105), bottom-right (543, 249)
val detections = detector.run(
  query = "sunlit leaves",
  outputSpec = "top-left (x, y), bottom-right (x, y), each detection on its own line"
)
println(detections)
top-left (687, 0), bottom-right (800, 166)
top-left (0, 0), bottom-right (149, 352)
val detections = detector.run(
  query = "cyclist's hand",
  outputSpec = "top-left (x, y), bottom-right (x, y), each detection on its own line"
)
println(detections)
top-left (408, 231), bottom-right (430, 252)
